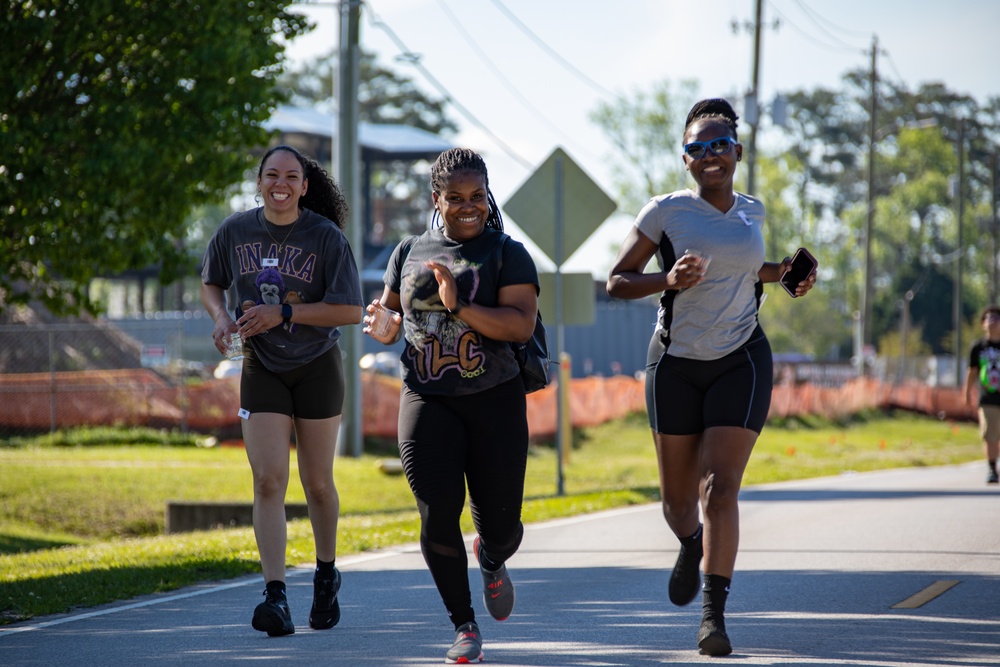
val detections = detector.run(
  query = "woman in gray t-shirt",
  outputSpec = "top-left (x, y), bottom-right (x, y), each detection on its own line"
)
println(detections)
top-left (201, 145), bottom-right (363, 637)
top-left (607, 99), bottom-right (816, 656)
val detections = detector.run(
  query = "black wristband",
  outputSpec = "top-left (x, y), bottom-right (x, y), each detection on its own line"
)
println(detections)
top-left (447, 297), bottom-right (468, 315)
top-left (281, 303), bottom-right (293, 323)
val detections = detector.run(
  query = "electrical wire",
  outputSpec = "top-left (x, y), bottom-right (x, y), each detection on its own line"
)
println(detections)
top-left (766, 1), bottom-right (865, 54)
top-left (881, 50), bottom-right (909, 92)
top-left (789, 0), bottom-right (870, 41)
top-left (362, 4), bottom-right (533, 169)
top-left (486, 0), bottom-right (615, 100)
top-left (432, 0), bottom-right (600, 162)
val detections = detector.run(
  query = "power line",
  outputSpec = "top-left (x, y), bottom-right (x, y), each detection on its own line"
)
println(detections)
top-left (788, 0), bottom-right (870, 41)
top-left (362, 5), bottom-right (533, 169)
top-left (432, 0), bottom-right (600, 162)
top-left (486, 0), bottom-right (615, 100)
top-left (881, 50), bottom-right (909, 92)
top-left (766, 1), bottom-right (865, 54)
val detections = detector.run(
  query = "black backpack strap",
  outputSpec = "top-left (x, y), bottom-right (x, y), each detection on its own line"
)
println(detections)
top-left (494, 232), bottom-right (509, 281)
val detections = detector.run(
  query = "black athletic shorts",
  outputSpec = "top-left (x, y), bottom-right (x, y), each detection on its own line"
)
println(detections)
top-left (239, 343), bottom-right (345, 419)
top-left (645, 325), bottom-right (773, 435)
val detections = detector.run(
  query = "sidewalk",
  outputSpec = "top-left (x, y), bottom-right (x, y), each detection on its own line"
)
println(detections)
top-left (1, 462), bottom-right (998, 666)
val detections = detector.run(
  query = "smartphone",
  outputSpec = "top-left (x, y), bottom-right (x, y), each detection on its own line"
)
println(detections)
top-left (779, 247), bottom-right (817, 297)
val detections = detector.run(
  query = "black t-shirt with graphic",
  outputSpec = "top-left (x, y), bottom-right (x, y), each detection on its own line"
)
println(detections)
top-left (969, 338), bottom-right (1000, 407)
top-left (384, 228), bottom-right (539, 396)
top-left (201, 207), bottom-right (363, 373)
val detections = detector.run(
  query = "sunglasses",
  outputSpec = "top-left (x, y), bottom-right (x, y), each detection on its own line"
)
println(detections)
top-left (683, 136), bottom-right (735, 159)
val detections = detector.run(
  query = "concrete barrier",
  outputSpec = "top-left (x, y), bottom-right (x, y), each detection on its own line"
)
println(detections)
top-left (165, 501), bottom-right (310, 534)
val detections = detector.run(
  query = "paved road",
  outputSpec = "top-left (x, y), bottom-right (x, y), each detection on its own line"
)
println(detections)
top-left (2, 462), bottom-right (998, 666)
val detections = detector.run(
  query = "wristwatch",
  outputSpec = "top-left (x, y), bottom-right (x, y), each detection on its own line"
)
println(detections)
top-left (447, 297), bottom-right (469, 315)
top-left (281, 303), bottom-right (293, 323)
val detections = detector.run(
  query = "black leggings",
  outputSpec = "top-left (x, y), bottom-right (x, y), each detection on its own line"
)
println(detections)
top-left (397, 376), bottom-right (529, 627)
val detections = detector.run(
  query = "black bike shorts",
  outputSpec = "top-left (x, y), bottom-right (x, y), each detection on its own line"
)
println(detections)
top-left (240, 344), bottom-right (345, 419)
top-left (645, 325), bottom-right (773, 435)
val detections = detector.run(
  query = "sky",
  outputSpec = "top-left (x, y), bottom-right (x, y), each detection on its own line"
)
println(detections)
top-left (282, 0), bottom-right (1000, 275)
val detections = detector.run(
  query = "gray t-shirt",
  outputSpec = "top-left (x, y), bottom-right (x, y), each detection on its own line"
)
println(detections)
top-left (635, 189), bottom-right (766, 360)
top-left (201, 207), bottom-right (363, 373)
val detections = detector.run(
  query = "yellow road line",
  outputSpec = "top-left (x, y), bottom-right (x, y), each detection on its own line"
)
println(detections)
top-left (891, 580), bottom-right (960, 609)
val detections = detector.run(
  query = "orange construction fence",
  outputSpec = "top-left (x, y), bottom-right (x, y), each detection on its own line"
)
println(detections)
top-left (0, 371), bottom-right (975, 440)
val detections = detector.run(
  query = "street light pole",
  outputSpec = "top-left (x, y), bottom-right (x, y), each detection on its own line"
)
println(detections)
top-left (861, 35), bottom-right (878, 372)
top-left (898, 289), bottom-right (913, 384)
top-left (992, 152), bottom-right (998, 305)
top-left (954, 117), bottom-right (965, 387)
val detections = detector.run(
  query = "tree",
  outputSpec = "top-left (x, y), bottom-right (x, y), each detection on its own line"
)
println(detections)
top-left (589, 79), bottom-right (699, 216)
top-left (753, 151), bottom-right (847, 361)
top-left (782, 75), bottom-right (1000, 356)
top-left (1, 0), bottom-right (311, 316)
top-left (279, 49), bottom-right (457, 246)
top-left (282, 50), bottom-right (455, 135)
top-left (590, 74), bottom-right (1000, 364)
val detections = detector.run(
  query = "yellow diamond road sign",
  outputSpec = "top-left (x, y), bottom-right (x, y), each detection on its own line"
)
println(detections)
top-left (502, 147), bottom-right (616, 264)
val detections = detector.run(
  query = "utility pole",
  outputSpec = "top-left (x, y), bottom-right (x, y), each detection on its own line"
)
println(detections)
top-left (954, 117), bottom-right (965, 387)
top-left (992, 152), bottom-right (998, 305)
top-left (861, 35), bottom-right (878, 371)
top-left (745, 0), bottom-right (763, 198)
top-left (338, 0), bottom-right (363, 457)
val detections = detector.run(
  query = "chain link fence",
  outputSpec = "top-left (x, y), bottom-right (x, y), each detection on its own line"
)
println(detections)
top-left (2, 305), bottom-right (954, 441)
top-left (0, 315), bottom-right (242, 439)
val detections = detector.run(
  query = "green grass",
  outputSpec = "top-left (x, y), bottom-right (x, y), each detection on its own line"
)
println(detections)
top-left (0, 410), bottom-right (983, 624)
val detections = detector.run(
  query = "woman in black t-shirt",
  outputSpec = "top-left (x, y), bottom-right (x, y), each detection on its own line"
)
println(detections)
top-left (365, 148), bottom-right (539, 664)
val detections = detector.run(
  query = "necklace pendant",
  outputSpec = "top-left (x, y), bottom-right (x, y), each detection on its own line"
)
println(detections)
top-left (263, 257), bottom-right (279, 267)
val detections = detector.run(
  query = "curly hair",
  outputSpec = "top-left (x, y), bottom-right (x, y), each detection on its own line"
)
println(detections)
top-left (258, 145), bottom-right (349, 229)
top-left (684, 98), bottom-right (740, 141)
top-left (429, 147), bottom-right (503, 231)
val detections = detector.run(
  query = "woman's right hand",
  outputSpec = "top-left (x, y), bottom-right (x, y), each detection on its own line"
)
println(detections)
top-left (211, 317), bottom-right (238, 355)
top-left (668, 251), bottom-right (709, 290)
top-left (363, 298), bottom-right (400, 343)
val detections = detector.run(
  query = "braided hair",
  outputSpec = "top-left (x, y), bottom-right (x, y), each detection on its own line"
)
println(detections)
top-left (258, 145), bottom-right (349, 229)
top-left (684, 98), bottom-right (740, 141)
top-left (429, 148), bottom-right (504, 231)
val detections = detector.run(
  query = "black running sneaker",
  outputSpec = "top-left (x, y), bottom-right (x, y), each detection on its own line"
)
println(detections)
top-left (668, 527), bottom-right (703, 606)
top-left (473, 536), bottom-right (515, 621)
top-left (445, 621), bottom-right (484, 664)
top-left (309, 567), bottom-right (341, 630)
top-left (251, 588), bottom-right (294, 636)
top-left (987, 468), bottom-right (998, 484)
top-left (698, 612), bottom-right (732, 656)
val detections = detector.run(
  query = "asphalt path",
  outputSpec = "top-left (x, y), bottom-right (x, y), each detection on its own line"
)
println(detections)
top-left (2, 462), bottom-right (998, 666)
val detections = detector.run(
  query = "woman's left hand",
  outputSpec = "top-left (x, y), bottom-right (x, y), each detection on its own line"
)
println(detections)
top-left (775, 257), bottom-right (817, 297)
top-left (237, 304), bottom-right (279, 338)
top-left (424, 260), bottom-right (461, 311)
top-left (794, 269), bottom-right (818, 297)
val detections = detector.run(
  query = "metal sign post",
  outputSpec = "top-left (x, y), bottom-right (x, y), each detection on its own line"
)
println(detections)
top-left (504, 147), bottom-right (616, 495)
